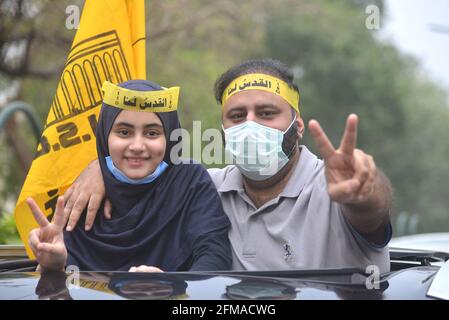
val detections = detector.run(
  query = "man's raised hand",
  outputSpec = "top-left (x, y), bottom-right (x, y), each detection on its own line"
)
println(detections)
top-left (308, 114), bottom-right (377, 205)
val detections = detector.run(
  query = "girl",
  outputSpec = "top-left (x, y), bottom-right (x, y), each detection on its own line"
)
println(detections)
top-left (27, 80), bottom-right (231, 272)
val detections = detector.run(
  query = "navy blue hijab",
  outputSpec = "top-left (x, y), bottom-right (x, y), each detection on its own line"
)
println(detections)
top-left (64, 80), bottom-right (229, 271)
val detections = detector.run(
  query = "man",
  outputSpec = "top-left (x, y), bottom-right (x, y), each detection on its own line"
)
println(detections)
top-left (63, 58), bottom-right (393, 272)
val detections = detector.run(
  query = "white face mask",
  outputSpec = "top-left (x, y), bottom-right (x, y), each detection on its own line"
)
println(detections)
top-left (223, 116), bottom-right (296, 181)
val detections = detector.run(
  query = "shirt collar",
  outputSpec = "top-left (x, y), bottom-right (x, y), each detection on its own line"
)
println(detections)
top-left (217, 165), bottom-right (244, 193)
top-left (217, 145), bottom-right (321, 198)
top-left (279, 145), bottom-right (321, 198)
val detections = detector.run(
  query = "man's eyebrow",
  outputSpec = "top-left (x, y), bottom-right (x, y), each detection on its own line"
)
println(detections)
top-left (255, 103), bottom-right (279, 110)
top-left (226, 105), bottom-right (247, 113)
top-left (225, 104), bottom-right (280, 116)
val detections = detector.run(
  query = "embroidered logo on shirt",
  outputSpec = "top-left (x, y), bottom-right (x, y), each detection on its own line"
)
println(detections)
top-left (283, 242), bottom-right (293, 262)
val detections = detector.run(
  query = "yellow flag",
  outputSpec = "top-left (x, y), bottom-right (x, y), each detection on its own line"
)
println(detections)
top-left (14, 0), bottom-right (146, 258)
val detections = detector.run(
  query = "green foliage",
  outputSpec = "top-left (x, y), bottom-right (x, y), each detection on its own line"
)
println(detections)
top-left (0, 213), bottom-right (19, 244)
top-left (263, 0), bottom-right (449, 233)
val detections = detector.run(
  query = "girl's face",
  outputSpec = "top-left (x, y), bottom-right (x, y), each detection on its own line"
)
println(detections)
top-left (108, 110), bottom-right (166, 180)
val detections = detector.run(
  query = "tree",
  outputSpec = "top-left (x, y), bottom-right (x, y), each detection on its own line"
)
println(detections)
top-left (263, 0), bottom-right (449, 232)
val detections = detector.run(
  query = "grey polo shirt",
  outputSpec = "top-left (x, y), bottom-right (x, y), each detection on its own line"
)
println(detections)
top-left (207, 146), bottom-right (391, 273)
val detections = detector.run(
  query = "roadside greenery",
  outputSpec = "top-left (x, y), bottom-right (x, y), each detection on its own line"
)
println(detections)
top-left (0, 213), bottom-right (19, 244)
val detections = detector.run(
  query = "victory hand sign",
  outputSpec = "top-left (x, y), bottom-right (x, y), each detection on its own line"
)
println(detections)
top-left (308, 114), bottom-right (392, 240)
top-left (27, 196), bottom-right (67, 272)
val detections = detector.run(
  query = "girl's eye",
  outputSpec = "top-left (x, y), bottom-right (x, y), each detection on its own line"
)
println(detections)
top-left (117, 129), bottom-right (130, 136)
top-left (146, 130), bottom-right (160, 137)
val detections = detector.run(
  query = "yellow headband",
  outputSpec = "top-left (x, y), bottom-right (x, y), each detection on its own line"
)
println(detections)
top-left (101, 81), bottom-right (180, 112)
top-left (221, 73), bottom-right (300, 113)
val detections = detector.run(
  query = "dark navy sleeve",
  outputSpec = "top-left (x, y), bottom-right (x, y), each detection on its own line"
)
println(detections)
top-left (189, 229), bottom-right (231, 271)
top-left (179, 164), bottom-right (232, 271)
top-left (344, 214), bottom-right (393, 250)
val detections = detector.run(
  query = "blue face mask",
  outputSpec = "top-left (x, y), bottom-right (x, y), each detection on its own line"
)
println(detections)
top-left (105, 156), bottom-right (168, 185)
top-left (223, 116), bottom-right (296, 181)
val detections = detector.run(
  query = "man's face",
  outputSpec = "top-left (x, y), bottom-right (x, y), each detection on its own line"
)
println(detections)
top-left (222, 89), bottom-right (303, 133)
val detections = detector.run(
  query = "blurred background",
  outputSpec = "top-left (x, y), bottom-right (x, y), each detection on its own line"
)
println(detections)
top-left (1, 0), bottom-right (449, 244)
